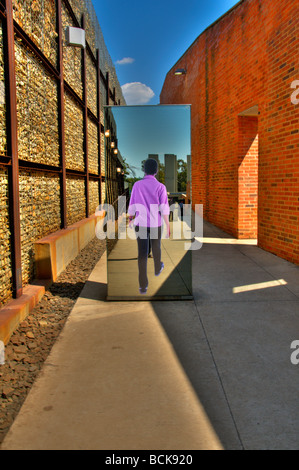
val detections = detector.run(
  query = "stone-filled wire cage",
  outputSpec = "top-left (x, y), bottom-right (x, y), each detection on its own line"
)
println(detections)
top-left (0, 0), bottom-right (126, 307)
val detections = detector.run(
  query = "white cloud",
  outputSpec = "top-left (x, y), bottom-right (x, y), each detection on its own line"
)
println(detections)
top-left (116, 57), bottom-right (135, 65)
top-left (121, 82), bottom-right (155, 105)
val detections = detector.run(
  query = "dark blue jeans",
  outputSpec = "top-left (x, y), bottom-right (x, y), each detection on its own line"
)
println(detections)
top-left (135, 226), bottom-right (162, 289)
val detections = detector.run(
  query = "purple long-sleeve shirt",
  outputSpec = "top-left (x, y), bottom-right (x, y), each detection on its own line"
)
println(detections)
top-left (128, 175), bottom-right (170, 227)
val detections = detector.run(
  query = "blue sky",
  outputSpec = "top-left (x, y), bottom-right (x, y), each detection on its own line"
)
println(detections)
top-left (93, 0), bottom-right (240, 105)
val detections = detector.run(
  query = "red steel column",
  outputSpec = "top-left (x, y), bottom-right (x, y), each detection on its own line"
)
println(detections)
top-left (105, 71), bottom-right (110, 203)
top-left (82, 14), bottom-right (89, 218)
top-left (5, 0), bottom-right (22, 298)
top-left (96, 48), bottom-right (102, 205)
top-left (57, 0), bottom-right (67, 228)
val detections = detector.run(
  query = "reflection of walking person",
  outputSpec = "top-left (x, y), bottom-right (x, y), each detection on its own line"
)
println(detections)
top-left (128, 159), bottom-right (170, 295)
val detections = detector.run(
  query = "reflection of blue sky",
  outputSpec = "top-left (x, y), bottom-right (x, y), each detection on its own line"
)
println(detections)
top-left (110, 105), bottom-right (191, 178)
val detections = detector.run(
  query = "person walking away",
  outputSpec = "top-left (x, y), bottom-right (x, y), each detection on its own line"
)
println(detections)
top-left (128, 159), bottom-right (170, 294)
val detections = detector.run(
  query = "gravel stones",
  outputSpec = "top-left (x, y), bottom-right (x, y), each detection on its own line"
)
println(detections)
top-left (0, 236), bottom-right (106, 445)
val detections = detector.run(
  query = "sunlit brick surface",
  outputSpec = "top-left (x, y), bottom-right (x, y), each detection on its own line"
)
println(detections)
top-left (161, 0), bottom-right (299, 264)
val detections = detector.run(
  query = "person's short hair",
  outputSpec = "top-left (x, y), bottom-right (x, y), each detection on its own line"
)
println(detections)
top-left (144, 158), bottom-right (158, 175)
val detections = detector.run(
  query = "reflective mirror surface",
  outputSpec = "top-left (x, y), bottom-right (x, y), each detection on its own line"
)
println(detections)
top-left (104, 105), bottom-right (192, 300)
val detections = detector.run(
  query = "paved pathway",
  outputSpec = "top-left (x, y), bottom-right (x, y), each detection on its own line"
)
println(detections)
top-left (2, 220), bottom-right (299, 450)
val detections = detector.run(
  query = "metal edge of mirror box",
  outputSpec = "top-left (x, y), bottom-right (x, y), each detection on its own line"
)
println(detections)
top-left (104, 105), bottom-right (193, 301)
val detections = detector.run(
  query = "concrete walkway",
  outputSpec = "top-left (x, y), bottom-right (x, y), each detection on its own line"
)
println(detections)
top-left (107, 221), bottom-right (192, 300)
top-left (2, 220), bottom-right (299, 450)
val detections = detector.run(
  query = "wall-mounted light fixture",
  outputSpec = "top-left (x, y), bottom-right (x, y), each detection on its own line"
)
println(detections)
top-left (110, 141), bottom-right (115, 148)
top-left (105, 129), bottom-right (110, 137)
top-left (174, 68), bottom-right (187, 76)
top-left (116, 167), bottom-right (122, 173)
top-left (114, 149), bottom-right (118, 155)
top-left (66, 26), bottom-right (86, 49)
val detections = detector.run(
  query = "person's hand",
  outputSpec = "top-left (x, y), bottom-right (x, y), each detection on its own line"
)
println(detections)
top-left (165, 225), bottom-right (171, 239)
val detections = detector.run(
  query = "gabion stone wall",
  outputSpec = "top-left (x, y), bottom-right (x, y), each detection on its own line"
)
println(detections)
top-left (61, 1), bottom-right (82, 97)
top-left (89, 179), bottom-right (100, 216)
top-left (0, 20), bottom-right (11, 306)
top-left (19, 170), bottom-right (61, 284)
top-left (15, 40), bottom-right (60, 166)
top-left (88, 118), bottom-right (99, 175)
top-left (64, 91), bottom-right (85, 171)
top-left (12, 0), bottom-right (58, 66)
top-left (0, 0), bottom-right (125, 307)
top-left (0, 168), bottom-right (12, 305)
top-left (66, 176), bottom-right (86, 226)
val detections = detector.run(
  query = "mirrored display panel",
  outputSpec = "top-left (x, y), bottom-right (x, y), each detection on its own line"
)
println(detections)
top-left (103, 105), bottom-right (192, 300)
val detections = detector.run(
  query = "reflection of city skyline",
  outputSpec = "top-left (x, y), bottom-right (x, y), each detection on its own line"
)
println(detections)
top-left (124, 153), bottom-right (190, 180)
top-left (109, 105), bottom-right (191, 180)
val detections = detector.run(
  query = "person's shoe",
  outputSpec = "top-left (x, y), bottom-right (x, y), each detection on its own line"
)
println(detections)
top-left (139, 286), bottom-right (148, 295)
top-left (155, 262), bottom-right (164, 276)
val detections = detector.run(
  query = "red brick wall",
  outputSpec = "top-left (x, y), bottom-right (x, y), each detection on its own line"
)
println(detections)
top-left (160, 0), bottom-right (299, 264)
top-left (238, 116), bottom-right (258, 239)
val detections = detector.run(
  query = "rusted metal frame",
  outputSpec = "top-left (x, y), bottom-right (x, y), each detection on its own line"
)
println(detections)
top-left (110, 89), bottom-right (116, 103)
top-left (64, 80), bottom-right (84, 109)
top-left (65, 169), bottom-right (100, 180)
top-left (13, 14), bottom-right (101, 125)
top-left (13, 21), bottom-right (59, 81)
top-left (105, 72), bottom-right (111, 203)
top-left (18, 159), bottom-right (62, 174)
top-left (0, 0), bottom-right (117, 304)
top-left (13, 14), bottom-right (104, 111)
top-left (65, 168), bottom-right (85, 178)
top-left (7, 7), bottom-right (101, 138)
top-left (87, 107), bottom-right (98, 124)
top-left (0, 155), bottom-right (11, 165)
top-left (0, 156), bottom-right (63, 175)
top-left (11, 8), bottom-right (102, 153)
top-left (62, 0), bottom-right (97, 65)
top-left (4, 0), bottom-right (22, 298)
top-left (64, 80), bottom-right (98, 125)
top-left (14, 162), bottom-right (102, 180)
top-left (0, 3), bottom-right (5, 17)
top-left (100, 69), bottom-right (107, 85)
top-left (86, 43), bottom-right (97, 66)
top-left (74, 53), bottom-right (114, 112)
top-left (62, 0), bottom-right (80, 27)
top-left (82, 14), bottom-right (90, 219)
top-left (8, 0), bottom-right (114, 216)
top-left (96, 49), bottom-right (102, 204)
top-left (15, 165), bottom-right (100, 180)
top-left (57, 0), bottom-right (67, 229)
top-left (2, 1), bottom-right (113, 103)
top-left (63, 71), bottom-right (111, 123)
top-left (0, 156), bottom-right (11, 168)
top-left (89, 173), bottom-right (100, 178)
